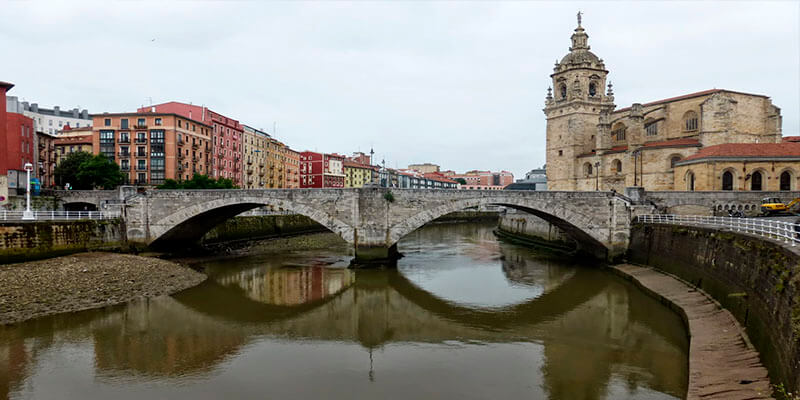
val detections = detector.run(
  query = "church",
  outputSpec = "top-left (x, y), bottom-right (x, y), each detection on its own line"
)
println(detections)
top-left (545, 15), bottom-right (796, 192)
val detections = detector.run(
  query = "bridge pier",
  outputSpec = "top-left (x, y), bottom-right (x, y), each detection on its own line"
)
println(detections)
top-left (351, 244), bottom-right (401, 267)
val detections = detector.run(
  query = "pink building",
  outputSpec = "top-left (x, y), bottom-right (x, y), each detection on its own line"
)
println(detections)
top-left (446, 170), bottom-right (514, 188)
top-left (138, 102), bottom-right (243, 186)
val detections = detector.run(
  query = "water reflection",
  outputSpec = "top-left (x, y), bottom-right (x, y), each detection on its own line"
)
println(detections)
top-left (0, 222), bottom-right (688, 400)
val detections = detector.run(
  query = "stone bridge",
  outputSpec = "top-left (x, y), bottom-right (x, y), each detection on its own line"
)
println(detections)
top-left (123, 188), bottom-right (639, 262)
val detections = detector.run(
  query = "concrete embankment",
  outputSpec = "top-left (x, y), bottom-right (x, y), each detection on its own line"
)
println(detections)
top-left (495, 211), bottom-right (576, 254)
top-left (629, 223), bottom-right (800, 393)
top-left (0, 220), bottom-right (127, 264)
top-left (0, 252), bottom-right (206, 326)
top-left (200, 214), bottom-right (327, 245)
top-left (610, 264), bottom-right (772, 399)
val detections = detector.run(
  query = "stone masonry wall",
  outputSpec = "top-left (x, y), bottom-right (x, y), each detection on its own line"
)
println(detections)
top-left (201, 215), bottom-right (326, 244)
top-left (0, 220), bottom-right (126, 264)
top-left (496, 211), bottom-right (575, 251)
top-left (629, 224), bottom-right (800, 391)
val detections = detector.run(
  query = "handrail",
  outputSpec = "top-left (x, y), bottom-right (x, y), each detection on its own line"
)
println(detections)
top-left (0, 210), bottom-right (121, 221)
top-left (636, 214), bottom-right (800, 247)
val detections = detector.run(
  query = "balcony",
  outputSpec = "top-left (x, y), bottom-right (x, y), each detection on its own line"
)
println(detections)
top-left (217, 152), bottom-right (225, 159)
top-left (192, 142), bottom-right (199, 150)
top-left (192, 156), bottom-right (199, 163)
top-left (259, 170), bottom-right (265, 176)
top-left (121, 165), bottom-right (130, 171)
top-left (118, 152), bottom-right (131, 158)
top-left (134, 124), bottom-right (147, 129)
top-left (246, 168), bottom-right (253, 175)
top-left (136, 165), bottom-right (147, 171)
top-left (136, 152), bottom-right (147, 158)
top-left (177, 164), bottom-right (184, 171)
top-left (247, 159), bottom-right (253, 165)
top-left (177, 138), bottom-right (185, 146)
top-left (178, 153), bottom-right (186, 160)
top-left (135, 138), bottom-right (147, 144)
top-left (119, 137), bottom-right (130, 144)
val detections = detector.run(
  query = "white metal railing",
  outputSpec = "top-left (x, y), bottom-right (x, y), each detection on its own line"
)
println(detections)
top-left (0, 210), bottom-right (121, 221)
top-left (636, 214), bottom-right (800, 247)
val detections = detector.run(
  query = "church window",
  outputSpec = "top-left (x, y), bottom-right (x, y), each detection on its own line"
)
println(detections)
top-left (684, 111), bottom-right (698, 131)
top-left (584, 162), bottom-right (593, 176)
top-left (612, 159), bottom-right (622, 174)
top-left (558, 150), bottom-right (563, 156)
top-left (780, 171), bottom-right (793, 191)
top-left (722, 170), bottom-right (734, 191)
top-left (751, 171), bottom-right (763, 191)
top-left (645, 120), bottom-right (658, 136)
top-left (560, 84), bottom-right (567, 99)
top-left (670, 156), bottom-right (681, 168)
top-left (611, 123), bottom-right (627, 141)
top-left (686, 171), bottom-right (695, 191)
top-left (589, 82), bottom-right (597, 97)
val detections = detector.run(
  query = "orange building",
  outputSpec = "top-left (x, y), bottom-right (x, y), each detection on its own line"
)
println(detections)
top-left (285, 148), bottom-right (300, 188)
top-left (91, 113), bottom-right (212, 185)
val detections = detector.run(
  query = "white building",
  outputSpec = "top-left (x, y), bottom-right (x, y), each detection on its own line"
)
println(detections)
top-left (6, 96), bottom-right (91, 135)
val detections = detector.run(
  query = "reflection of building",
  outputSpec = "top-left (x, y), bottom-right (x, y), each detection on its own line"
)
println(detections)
top-left (545, 17), bottom-right (785, 192)
top-left (217, 266), bottom-right (354, 306)
top-left (91, 113), bottom-right (212, 185)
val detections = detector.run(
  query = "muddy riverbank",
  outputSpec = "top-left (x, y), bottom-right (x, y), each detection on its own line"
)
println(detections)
top-left (0, 252), bottom-right (206, 325)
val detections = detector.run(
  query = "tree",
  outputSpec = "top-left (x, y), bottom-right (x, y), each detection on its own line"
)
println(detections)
top-left (454, 178), bottom-right (467, 185)
top-left (75, 155), bottom-right (125, 189)
top-left (54, 151), bottom-right (93, 189)
top-left (156, 174), bottom-right (238, 189)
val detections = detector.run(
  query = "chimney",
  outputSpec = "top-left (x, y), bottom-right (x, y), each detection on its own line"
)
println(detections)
top-left (31, 103), bottom-right (38, 113)
top-left (53, 105), bottom-right (60, 115)
top-left (81, 110), bottom-right (88, 119)
top-left (150, 106), bottom-right (155, 113)
top-left (72, 108), bottom-right (79, 118)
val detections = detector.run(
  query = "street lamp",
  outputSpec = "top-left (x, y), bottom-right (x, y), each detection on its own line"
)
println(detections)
top-left (22, 162), bottom-right (35, 220)
top-left (594, 161), bottom-right (600, 191)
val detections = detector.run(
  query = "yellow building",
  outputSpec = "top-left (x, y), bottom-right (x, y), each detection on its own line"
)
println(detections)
top-left (242, 125), bottom-right (270, 189)
top-left (54, 126), bottom-right (94, 165)
top-left (344, 160), bottom-right (378, 188)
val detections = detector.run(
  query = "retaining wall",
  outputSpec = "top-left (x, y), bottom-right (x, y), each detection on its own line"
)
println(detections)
top-left (0, 220), bottom-right (126, 264)
top-left (495, 212), bottom-right (575, 252)
top-left (629, 224), bottom-right (800, 391)
top-left (200, 215), bottom-right (326, 244)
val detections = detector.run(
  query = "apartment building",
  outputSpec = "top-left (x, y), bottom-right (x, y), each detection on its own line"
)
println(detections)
top-left (91, 113), bottom-right (212, 185)
top-left (299, 151), bottom-right (345, 188)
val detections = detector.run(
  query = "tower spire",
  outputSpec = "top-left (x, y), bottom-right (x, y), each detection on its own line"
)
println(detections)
top-left (577, 10), bottom-right (582, 27)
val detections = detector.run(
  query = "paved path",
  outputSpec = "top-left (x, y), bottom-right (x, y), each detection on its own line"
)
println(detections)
top-left (611, 264), bottom-right (773, 400)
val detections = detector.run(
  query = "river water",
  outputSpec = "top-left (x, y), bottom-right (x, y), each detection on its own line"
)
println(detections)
top-left (0, 222), bottom-right (688, 400)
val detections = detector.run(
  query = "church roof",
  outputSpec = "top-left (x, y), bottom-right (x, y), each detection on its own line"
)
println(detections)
top-left (678, 142), bottom-right (800, 164)
top-left (613, 89), bottom-right (769, 113)
top-left (560, 50), bottom-right (601, 66)
top-left (783, 136), bottom-right (800, 142)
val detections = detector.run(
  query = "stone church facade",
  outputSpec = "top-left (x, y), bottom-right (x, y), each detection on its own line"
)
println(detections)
top-left (545, 18), bottom-right (786, 192)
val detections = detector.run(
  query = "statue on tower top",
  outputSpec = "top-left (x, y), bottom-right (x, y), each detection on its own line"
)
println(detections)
top-left (577, 11), bottom-right (582, 26)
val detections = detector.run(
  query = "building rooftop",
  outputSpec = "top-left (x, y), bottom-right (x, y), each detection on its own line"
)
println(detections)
top-left (613, 89), bottom-right (769, 114)
top-left (680, 142), bottom-right (800, 163)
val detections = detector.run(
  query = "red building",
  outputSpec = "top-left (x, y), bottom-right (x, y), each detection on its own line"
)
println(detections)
top-left (5, 108), bottom-right (35, 174)
top-left (299, 151), bottom-right (345, 188)
top-left (0, 81), bottom-right (13, 177)
top-left (138, 102), bottom-right (243, 186)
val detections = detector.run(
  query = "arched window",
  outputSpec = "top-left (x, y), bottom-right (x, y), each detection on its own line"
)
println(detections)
top-left (560, 84), bottom-right (567, 99)
top-left (584, 162), bottom-right (593, 176)
top-left (686, 171), bottom-right (695, 191)
top-left (750, 171), bottom-right (763, 191)
top-left (722, 170), bottom-right (734, 191)
top-left (611, 122), bottom-right (627, 141)
top-left (684, 111), bottom-right (698, 131)
top-left (612, 159), bottom-right (622, 174)
top-left (780, 171), bottom-right (792, 191)
top-left (589, 82), bottom-right (597, 97)
top-left (670, 155), bottom-right (682, 168)
top-left (645, 119), bottom-right (658, 136)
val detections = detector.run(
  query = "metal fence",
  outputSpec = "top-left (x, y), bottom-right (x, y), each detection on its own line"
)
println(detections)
top-left (636, 214), bottom-right (800, 247)
top-left (0, 210), bottom-right (121, 221)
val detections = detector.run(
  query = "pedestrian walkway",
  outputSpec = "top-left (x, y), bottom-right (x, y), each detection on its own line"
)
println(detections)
top-left (611, 264), bottom-right (773, 400)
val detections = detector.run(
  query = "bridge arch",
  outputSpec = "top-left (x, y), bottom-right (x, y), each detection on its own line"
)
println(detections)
top-left (388, 194), bottom-right (618, 259)
top-left (147, 195), bottom-right (354, 250)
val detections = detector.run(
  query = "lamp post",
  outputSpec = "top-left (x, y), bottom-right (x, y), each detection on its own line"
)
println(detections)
top-left (22, 162), bottom-right (35, 220)
top-left (594, 161), bottom-right (600, 191)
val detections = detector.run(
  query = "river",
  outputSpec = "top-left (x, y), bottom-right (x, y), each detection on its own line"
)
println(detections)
top-left (0, 221), bottom-right (688, 399)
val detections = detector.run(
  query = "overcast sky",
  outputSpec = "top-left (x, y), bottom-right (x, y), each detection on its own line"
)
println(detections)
top-left (2, 1), bottom-right (798, 178)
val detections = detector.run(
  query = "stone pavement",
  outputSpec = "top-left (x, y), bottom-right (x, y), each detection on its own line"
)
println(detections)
top-left (612, 264), bottom-right (773, 400)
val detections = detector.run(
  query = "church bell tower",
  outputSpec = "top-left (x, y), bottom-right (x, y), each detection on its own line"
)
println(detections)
top-left (544, 13), bottom-right (615, 190)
